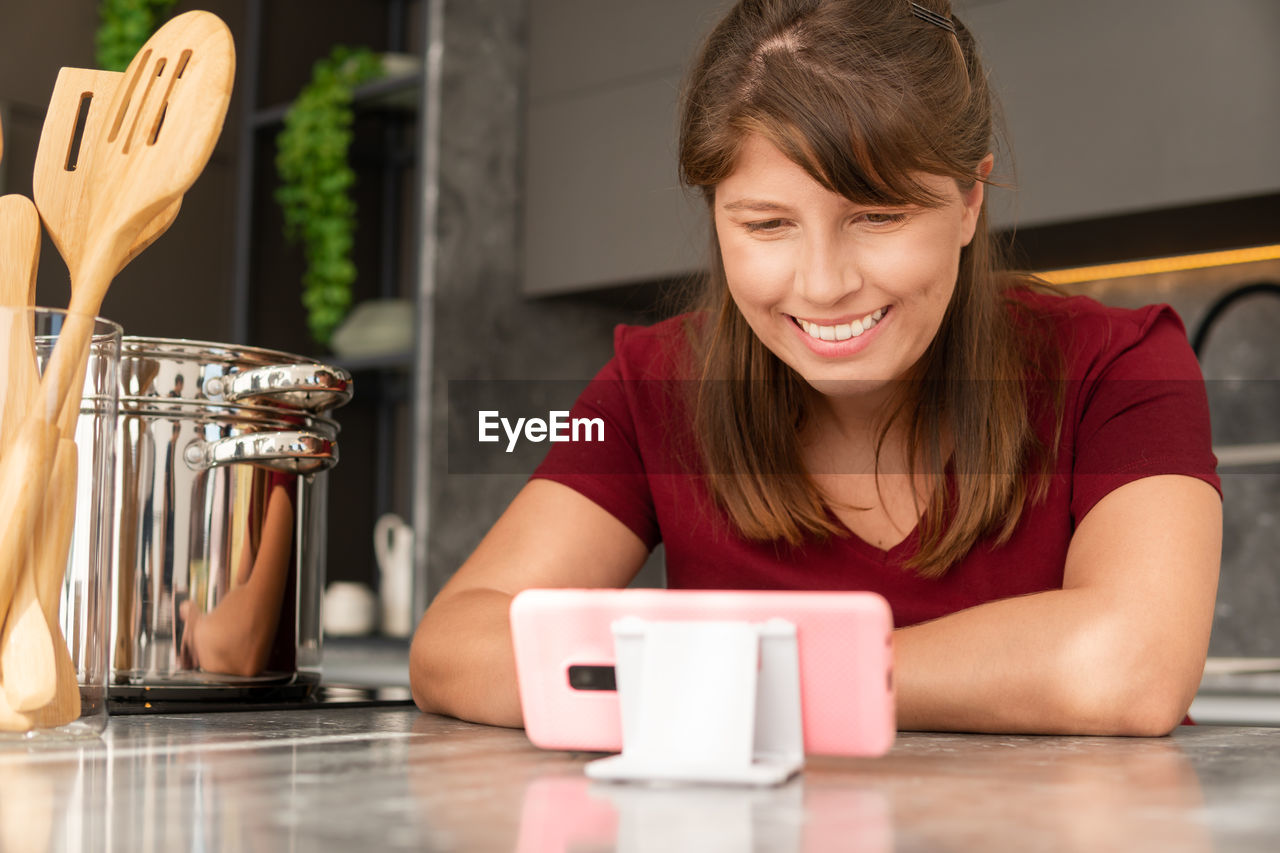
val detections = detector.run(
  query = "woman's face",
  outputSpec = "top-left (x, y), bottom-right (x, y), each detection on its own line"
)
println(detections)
top-left (714, 134), bottom-right (987, 400)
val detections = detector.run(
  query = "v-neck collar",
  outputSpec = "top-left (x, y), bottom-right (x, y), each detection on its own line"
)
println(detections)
top-left (825, 505), bottom-right (922, 563)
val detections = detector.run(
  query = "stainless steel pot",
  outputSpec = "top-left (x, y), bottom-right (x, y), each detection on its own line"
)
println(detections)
top-left (108, 338), bottom-right (352, 700)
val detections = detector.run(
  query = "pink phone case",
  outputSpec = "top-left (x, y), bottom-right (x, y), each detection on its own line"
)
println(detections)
top-left (510, 589), bottom-right (895, 757)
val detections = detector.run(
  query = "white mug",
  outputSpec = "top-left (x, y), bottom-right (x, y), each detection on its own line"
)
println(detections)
top-left (374, 513), bottom-right (415, 637)
top-left (323, 582), bottom-right (378, 637)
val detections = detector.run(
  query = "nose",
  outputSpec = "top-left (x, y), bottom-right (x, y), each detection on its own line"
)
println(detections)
top-left (794, 232), bottom-right (861, 307)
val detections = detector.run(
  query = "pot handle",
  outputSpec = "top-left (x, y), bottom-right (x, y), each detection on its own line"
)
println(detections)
top-left (184, 430), bottom-right (339, 475)
top-left (209, 364), bottom-right (354, 411)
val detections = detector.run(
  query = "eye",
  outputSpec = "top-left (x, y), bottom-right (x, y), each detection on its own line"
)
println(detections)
top-left (860, 211), bottom-right (909, 226)
top-left (744, 218), bottom-right (789, 234)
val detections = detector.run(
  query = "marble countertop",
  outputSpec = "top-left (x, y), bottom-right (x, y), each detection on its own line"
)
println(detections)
top-left (2, 709), bottom-right (1278, 852)
top-left (1189, 658), bottom-right (1280, 726)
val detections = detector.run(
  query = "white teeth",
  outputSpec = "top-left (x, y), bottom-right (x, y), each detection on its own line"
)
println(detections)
top-left (797, 308), bottom-right (885, 343)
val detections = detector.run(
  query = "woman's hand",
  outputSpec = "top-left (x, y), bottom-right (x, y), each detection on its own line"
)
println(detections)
top-left (893, 474), bottom-right (1221, 735)
top-left (410, 480), bottom-right (649, 727)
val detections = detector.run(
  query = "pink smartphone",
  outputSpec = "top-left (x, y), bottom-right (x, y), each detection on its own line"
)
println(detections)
top-left (510, 588), bottom-right (895, 757)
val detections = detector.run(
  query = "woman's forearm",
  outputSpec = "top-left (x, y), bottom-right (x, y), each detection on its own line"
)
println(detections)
top-left (410, 588), bottom-right (524, 728)
top-left (895, 478), bottom-right (1219, 736)
top-left (893, 587), bottom-right (1200, 736)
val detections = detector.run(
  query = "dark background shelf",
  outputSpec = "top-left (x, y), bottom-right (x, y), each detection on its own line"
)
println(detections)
top-left (232, 0), bottom-right (427, 591)
top-left (250, 70), bottom-right (424, 127)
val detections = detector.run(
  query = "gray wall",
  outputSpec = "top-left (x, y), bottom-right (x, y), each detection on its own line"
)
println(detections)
top-left (424, 0), bottom-right (665, 597)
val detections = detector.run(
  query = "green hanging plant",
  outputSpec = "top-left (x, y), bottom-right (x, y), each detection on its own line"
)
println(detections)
top-left (96, 0), bottom-right (179, 72)
top-left (275, 46), bottom-right (385, 347)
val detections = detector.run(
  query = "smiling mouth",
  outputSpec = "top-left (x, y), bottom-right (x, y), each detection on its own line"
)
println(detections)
top-left (792, 307), bottom-right (887, 342)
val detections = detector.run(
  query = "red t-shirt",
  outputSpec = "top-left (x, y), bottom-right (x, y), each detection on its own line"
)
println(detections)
top-left (532, 291), bottom-right (1221, 628)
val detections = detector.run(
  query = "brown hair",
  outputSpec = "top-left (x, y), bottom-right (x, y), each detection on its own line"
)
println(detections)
top-left (678, 0), bottom-right (1058, 577)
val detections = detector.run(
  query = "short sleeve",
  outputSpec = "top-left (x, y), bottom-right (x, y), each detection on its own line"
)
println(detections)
top-left (1070, 305), bottom-right (1222, 524)
top-left (531, 326), bottom-right (661, 549)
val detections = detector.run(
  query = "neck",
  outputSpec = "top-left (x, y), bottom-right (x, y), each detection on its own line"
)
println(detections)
top-left (803, 377), bottom-right (952, 483)
top-left (807, 380), bottom-right (904, 444)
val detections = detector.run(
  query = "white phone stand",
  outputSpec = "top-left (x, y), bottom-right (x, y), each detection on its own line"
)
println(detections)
top-left (584, 616), bottom-right (804, 786)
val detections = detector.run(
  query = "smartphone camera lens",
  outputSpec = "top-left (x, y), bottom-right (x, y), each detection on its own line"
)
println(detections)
top-left (567, 664), bottom-right (617, 691)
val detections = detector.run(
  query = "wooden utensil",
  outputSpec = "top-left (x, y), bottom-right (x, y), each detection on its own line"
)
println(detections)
top-left (25, 66), bottom-right (183, 696)
top-left (0, 460), bottom-right (61, 719)
top-left (35, 11), bottom-right (234, 433)
top-left (23, 439), bottom-right (82, 725)
top-left (0, 195), bottom-right (40, 447)
top-left (0, 73), bottom-right (185, 723)
top-left (0, 430), bottom-right (83, 724)
top-left (0, 195), bottom-right (78, 721)
top-left (0, 11), bottom-right (234, 725)
top-left (33, 67), bottom-right (183, 289)
top-left (0, 196), bottom-right (56, 711)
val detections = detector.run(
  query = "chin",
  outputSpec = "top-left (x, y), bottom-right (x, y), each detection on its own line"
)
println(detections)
top-left (802, 374), bottom-right (895, 399)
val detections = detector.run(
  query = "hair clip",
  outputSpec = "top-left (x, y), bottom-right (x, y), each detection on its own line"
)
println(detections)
top-left (911, 2), bottom-right (956, 34)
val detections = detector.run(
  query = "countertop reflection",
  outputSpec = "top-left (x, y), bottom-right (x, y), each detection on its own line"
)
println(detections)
top-left (1, 709), bottom-right (1277, 851)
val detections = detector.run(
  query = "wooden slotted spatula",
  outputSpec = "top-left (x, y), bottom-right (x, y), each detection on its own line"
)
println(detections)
top-left (36, 10), bottom-right (235, 433)
top-left (34, 67), bottom-right (182, 291)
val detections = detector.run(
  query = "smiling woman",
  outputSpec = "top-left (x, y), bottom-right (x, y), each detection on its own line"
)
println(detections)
top-left (410, 0), bottom-right (1222, 737)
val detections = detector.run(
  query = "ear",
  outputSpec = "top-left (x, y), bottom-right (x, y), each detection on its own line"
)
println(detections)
top-left (959, 153), bottom-right (994, 246)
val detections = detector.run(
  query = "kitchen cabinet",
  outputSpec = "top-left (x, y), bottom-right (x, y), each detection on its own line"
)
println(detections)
top-left (521, 0), bottom-right (730, 295)
top-left (230, 0), bottom-right (430, 597)
top-left (964, 0), bottom-right (1280, 229)
top-left (523, 0), bottom-right (1280, 293)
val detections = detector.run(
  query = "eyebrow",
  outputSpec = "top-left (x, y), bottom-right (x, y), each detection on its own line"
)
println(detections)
top-left (719, 199), bottom-right (792, 213)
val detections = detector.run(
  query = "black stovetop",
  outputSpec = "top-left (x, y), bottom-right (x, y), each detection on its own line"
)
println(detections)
top-left (107, 683), bottom-right (415, 715)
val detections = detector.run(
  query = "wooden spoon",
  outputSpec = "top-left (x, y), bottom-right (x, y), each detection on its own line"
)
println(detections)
top-left (0, 195), bottom-right (79, 720)
top-left (0, 196), bottom-right (40, 447)
top-left (23, 439), bottom-right (82, 726)
top-left (0, 407), bottom-right (60, 714)
top-left (0, 132), bottom-right (66, 726)
top-left (0, 196), bottom-right (57, 712)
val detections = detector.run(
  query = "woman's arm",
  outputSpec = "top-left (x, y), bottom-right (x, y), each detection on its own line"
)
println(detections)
top-left (409, 479), bottom-right (650, 727)
top-left (894, 474), bottom-right (1221, 735)
top-left (179, 485), bottom-right (295, 677)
